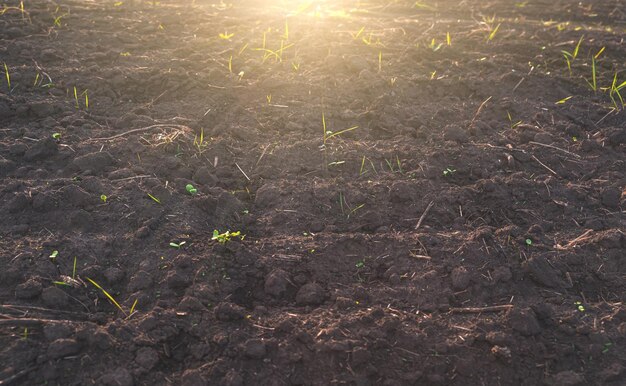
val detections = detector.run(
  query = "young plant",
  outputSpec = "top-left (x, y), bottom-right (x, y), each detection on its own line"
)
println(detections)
top-left (585, 56), bottom-right (597, 92)
top-left (321, 112), bottom-right (358, 145)
top-left (186, 184), bottom-right (198, 195)
top-left (169, 241), bottom-right (186, 249)
top-left (86, 277), bottom-right (127, 316)
top-left (212, 230), bottom-right (244, 243)
top-left (3, 63), bottom-right (11, 93)
top-left (486, 23), bottom-right (501, 42)
top-left (561, 35), bottom-right (584, 76)
top-left (443, 168), bottom-right (456, 176)
top-left (147, 193), bottom-right (161, 204)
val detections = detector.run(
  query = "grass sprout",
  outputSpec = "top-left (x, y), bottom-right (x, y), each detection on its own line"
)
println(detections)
top-left (585, 56), bottom-right (596, 92)
top-left (86, 277), bottom-right (127, 316)
top-left (3, 63), bottom-right (11, 92)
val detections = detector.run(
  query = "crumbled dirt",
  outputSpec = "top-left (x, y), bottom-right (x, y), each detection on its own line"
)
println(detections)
top-left (1, 0), bottom-right (625, 385)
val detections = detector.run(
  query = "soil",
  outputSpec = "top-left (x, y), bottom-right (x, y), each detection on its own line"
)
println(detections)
top-left (1, 0), bottom-right (625, 385)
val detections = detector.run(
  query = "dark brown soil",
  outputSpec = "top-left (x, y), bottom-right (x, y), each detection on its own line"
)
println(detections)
top-left (1, 0), bottom-right (625, 385)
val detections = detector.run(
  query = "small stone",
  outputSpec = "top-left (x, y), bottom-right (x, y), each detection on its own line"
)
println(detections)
top-left (127, 271), bottom-right (152, 291)
top-left (451, 266), bottom-right (471, 290)
top-left (192, 166), bottom-right (217, 186)
top-left (24, 137), bottom-right (58, 161)
top-left (135, 347), bottom-right (159, 369)
top-left (524, 255), bottom-right (567, 288)
top-left (264, 269), bottom-right (290, 297)
top-left (508, 308), bottom-right (541, 336)
top-left (104, 267), bottom-right (124, 283)
top-left (47, 338), bottom-right (81, 359)
top-left (443, 124), bottom-right (469, 142)
top-left (600, 187), bottom-right (621, 209)
top-left (351, 346), bottom-right (371, 366)
top-left (548, 371), bottom-right (584, 386)
top-left (41, 286), bottom-right (69, 308)
top-left (15, 278), bottom-right (42, 299)
top-left (243, 338), bottom-right (266, 359)
top-left (222, 369), bottom-right (244, 386)
top-left (98, 368), bottom-right (134, 386)
top-left (214, 302), bottom-right (246, 321)
top-left (73, 151), bottom-right (115, 174)
top-left (533, 132), bottom-right (553, 144)
top-left (295, 283), bottom-right (326, 306)
top-left (181, 370), bottom-right (206, 386)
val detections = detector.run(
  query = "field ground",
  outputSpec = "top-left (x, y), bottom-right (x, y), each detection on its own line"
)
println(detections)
top-left (0, 0), bottom-right (625, 384)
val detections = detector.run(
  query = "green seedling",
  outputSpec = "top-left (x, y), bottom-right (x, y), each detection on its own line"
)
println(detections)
top-left (486, 23), bottom-right (501, 42)
top-left (100, 194), bottom-right (107, 203)
top-left (219, 32), bottom-right (234, 40)
top-left (355, 260), bottom-right (365, 268)
top-left (22, 327), bottom-right (28, 340)
top-left (446, 31), bottom-right (451, 46)
top-left (351, 26), bottom-right (365, 40)
top-left (585, 56), bottom-right (597, 92)
top-left (338, 192), bottom-right (365, 219)
top-left (574, 301), bottom-right (585, 312)
top-left (72, 256), bottom-right (77, 279)
top-left (169, 241), bottom-right (186, 249)
top-left (49, 250), bottom-right (59, 260)
top-left (321, 112), bottom-right (359, 145)
top-left (3, 63), bottom-right (11, 92)
top-left (602, 343), bottom-right (612, 354)
top-left (562, 35), bottom-right (584, 76)
top-left (147, 193), bottom-right (161, 204)
top-left (555, 96), bottom-right (573, 105)
top-left (525, 238), bottom-right (533, 246)
top-left (212, 230), bottom-right (244, 243)
top-left (442, 168), bottom-right (456, 176)
top-left (378, 51), bottom-right (382, 72)
top-left (186, 184), bottom-right (198, 195)
top-left (428, 38), bottom-right (443, 52)
top-left (52, 132), bottom-right (61, 139)
top-left (608, 72), bottom-right (625, 109)
top-left (86, 277), bottom-right (127, 316)
top-left (507, 111), bottom-right (522, 128)
top-left (193, 127), bottom-right (206, 153)
top-left (594, 46), bottom-right (605, 59)
top-left (359, 156), bottom-right (377, 176)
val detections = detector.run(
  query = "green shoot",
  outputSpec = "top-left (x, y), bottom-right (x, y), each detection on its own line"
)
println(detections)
top-left (194, 127), bottom-right (205, 153)
top-left (446, 31), bottom-right (451, 46)
top-left (86, 277), bottom-right (127, 316)
top-left (562, 35), bottom-right (584, 63)
top-left (3, 63), bottom-right (10, 92)
top-left (212, 230), bottom-right (244, 243)
top-left (378, 51), bottom-right (382, 72)
top-left (219, 31), bottom-right (234, 40)
top-left (228, 55), bottom-right (232, 73)
top-left (563, 54), bottom-right (572, 76)
top-left (609, 72), bottom-right (625, 109)
top-left (487, 23), bottom-right (501, 42)
top-left (74, 86), bottom-right (79, 108)
top-left (186, 184), bottom-right (198, 195)
top-left (100, 194), bottom-right (107, 203)
top-left (147, 193), bottom-right (161, 204)
top-left (169, 241), bottom-right (186, 248)
top-left (85, 90), bottom-right (89, 110)
top-left (282, 20), bottom-right (289, 40)
top-left (555, 96), bottom-right (573, 105)
top-left (443, 168), bottom-right (456, 176)
top-left (585, 56), bottom-right (596, 92)
top-left (429, 38), bottom-right (443, 52)
top-left (594, 46), bottom-right (605, 59)
top-left (130, 299), bottom-right (138, 315)
top-left (359, 156), bottom-right (366, 176)
top-left (52, 132), bottom-right (61, 139)
top-left (49, 250), bottom-right (59, 261)
top-left (72, 256), bottom-right (77, 279)
top-left (507, 111), bottom-right (522, 128)
top-left (351, 26), bottom-right (365, 40)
